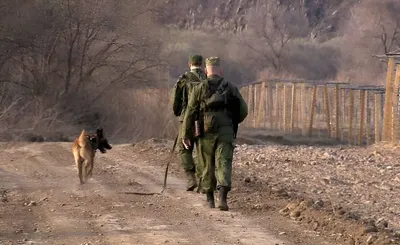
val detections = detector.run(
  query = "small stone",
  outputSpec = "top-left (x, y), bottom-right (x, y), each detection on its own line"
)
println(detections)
top-left (376, 218), bottom-right (389, 229)
top-left (313, 200), bottom-right (324, 208)
top-left (347, 238), bottom-right (355, 245)
top-left (289, 210), bottom-right (301, 219)
top-left (278, 231), bottom-right (286, 235)
top-left (28, 201), bottom-right (37, 206)
top-left (364, 225), bottom-right (378, 233)
top-left (300, 199), bottom-right (313, 208)
top-left (366, 235), bottom-right (374, 244)
top-left (279, 207), bottom-right (289, 215)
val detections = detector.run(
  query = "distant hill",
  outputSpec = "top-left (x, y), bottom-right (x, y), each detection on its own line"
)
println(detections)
top-left (161, 0), bottom-right (358, 41)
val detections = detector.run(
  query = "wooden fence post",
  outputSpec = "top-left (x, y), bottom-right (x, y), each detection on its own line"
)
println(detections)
top-left (267, 81), bottom-right (274, 128)
top-left (382, 57), bottom-right (395, 141)
top-left (349, 89), bottom-right (355, 144)
top-left (308, 85), bottom-right (317, 137)
top-left (359, 90), bottom-right (366, 145)
top-left (324, 84), bottom-right (332, 137)
top-left (290, 83), bottom-right (296, 132)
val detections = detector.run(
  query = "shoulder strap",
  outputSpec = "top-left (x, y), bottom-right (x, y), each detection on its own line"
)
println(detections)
top-left (207, 77), bottom-right (226, 96)
top-left (187, 70), bottom-right (207, 83)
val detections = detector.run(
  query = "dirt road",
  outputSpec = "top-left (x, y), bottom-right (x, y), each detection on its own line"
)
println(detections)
top-left (0, 142), bottom-right (309, 245)
top-left (0, 139), bottom-right (398, 245)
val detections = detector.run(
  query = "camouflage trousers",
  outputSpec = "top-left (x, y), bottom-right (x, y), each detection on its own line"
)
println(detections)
top-left (177, 123), bottom-right (201, 176)
top-left (196, 133), bottom-right (234, 193)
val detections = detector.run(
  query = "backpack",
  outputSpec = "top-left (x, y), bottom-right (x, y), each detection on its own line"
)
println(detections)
top-left (180, 71), bottom-right (206, 116)
top-left (200, 78), bottom-right (241, 138)
top-left (200, 78), bottom-right (234, 134)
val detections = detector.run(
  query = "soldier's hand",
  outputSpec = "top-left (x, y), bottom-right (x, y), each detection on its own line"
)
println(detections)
top-left (182, 138), bottom-right (191, 149)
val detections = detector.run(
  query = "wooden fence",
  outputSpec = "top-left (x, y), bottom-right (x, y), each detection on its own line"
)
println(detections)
top-left (238, 57), bottom-right (400, 146)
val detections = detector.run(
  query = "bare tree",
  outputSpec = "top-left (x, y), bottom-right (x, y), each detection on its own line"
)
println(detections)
top-left (242, 2), bottom-right (309, 75)
top-left (336, 0), bottom-right (400, 83)
top-left (347, 0), bottom-right (400, 54)
top-left (0, 0), bottom-right (169, 139)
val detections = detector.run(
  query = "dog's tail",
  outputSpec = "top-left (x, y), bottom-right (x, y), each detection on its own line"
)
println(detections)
top-left (78, 129), bottom-right (87, 147)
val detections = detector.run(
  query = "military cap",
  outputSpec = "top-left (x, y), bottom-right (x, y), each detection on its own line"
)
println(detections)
top-left (189, 55), bottom-right (203, 65)
top-left (205, 56), bottom-right (220, 66)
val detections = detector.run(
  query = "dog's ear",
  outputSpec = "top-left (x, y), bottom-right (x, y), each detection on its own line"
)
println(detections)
top-left (96, 127), bottom-right (104, 137)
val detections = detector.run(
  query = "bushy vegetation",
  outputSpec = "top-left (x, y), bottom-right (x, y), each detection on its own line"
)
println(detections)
top-left (0, 0), bottom-right (399, 142)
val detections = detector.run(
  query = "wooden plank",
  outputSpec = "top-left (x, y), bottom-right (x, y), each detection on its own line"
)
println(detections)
top-left (256, 82), bottom-right (266, 127)
top-left (391, 64), bottom-right (400, 143)
top-left (308, 85), bottom-right (317, 137)
top-left (335, 84), bottom-right (340, 140)
top-left (267, 81), bottom-right (274, 128)
top-left (375, 93), bottom-right (382, 143)
top-left (382, 57), bottom-right (395, 141)
top-left (359, 90), bottom-right (366, 145)
top-left (324, 84), bottom-right (332, 137)
top-left (349, 90), bottom-right (355, 144)
top-left (283, 84), bottom-right (288, 132)
top-left (290, 83), bottom-right (296, 132)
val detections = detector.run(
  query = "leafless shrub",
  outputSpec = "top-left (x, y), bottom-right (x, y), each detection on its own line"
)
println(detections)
top-left (242, 1), bottom-right (309, 75)
top-left (337, 0), bottom-right (400, 84)
top-left (0, 0), bottom-right (168, 141)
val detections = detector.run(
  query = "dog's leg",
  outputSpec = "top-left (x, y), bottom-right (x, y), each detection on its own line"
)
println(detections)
top-left (87, 160), bottom-right (94, 178)
top-left (87, 151), bottom-right (95, 178)
top-left (83, 159), bottom-right (90, 182)
top-left (78, 159), bottom-right (84, 184)
top-left (73, 149), bottom-right (84, 184)
top-left (80, 147), bottom-right (92, 183)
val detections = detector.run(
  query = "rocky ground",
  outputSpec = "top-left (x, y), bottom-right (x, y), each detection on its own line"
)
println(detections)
top-left (0, 132), bottom-right (399, 245)
top-left (134, 132), bottom-right (400, 245)
top-left (232, 138), bottom-right (400, 245)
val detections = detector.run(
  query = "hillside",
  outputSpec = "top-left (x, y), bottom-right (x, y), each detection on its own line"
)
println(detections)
top-left (162, 0), bottom-right (357, 40)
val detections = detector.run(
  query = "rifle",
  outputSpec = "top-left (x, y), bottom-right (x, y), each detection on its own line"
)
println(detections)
top-left (121, 134), bottom-right (178, 196)
top-left (161, 133), bottom-right (179, 193)
top-left (229, 96), bottom-right (241, 139)
top-left (233, 122), bottom-right (238, 139)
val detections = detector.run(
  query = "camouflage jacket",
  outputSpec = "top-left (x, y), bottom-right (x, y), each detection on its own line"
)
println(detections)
top-left (182, 74), bottom-right (248, 142)
top-left (171, 68), bottom-right (207, 121)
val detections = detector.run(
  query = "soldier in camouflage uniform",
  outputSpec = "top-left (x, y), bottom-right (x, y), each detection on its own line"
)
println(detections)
top-left (172, 55), bottom-right (207, 191)
top-left (182, 57), bottom-right (248, 211)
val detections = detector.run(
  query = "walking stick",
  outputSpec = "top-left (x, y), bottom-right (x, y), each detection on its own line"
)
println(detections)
top-left (161, 133), bottom-right (179, 193)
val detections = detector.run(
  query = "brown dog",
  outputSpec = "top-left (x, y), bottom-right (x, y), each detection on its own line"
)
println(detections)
top-left (72, 128), bottom-right (112, 184)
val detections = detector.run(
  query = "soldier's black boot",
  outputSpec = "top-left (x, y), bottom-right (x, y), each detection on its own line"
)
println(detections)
top-left (218, 187), bottom-right (229, 211)
top-left (206, 191), bottom-right (215, 208)
top-left (186, 171), bottom-right (198, 191)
